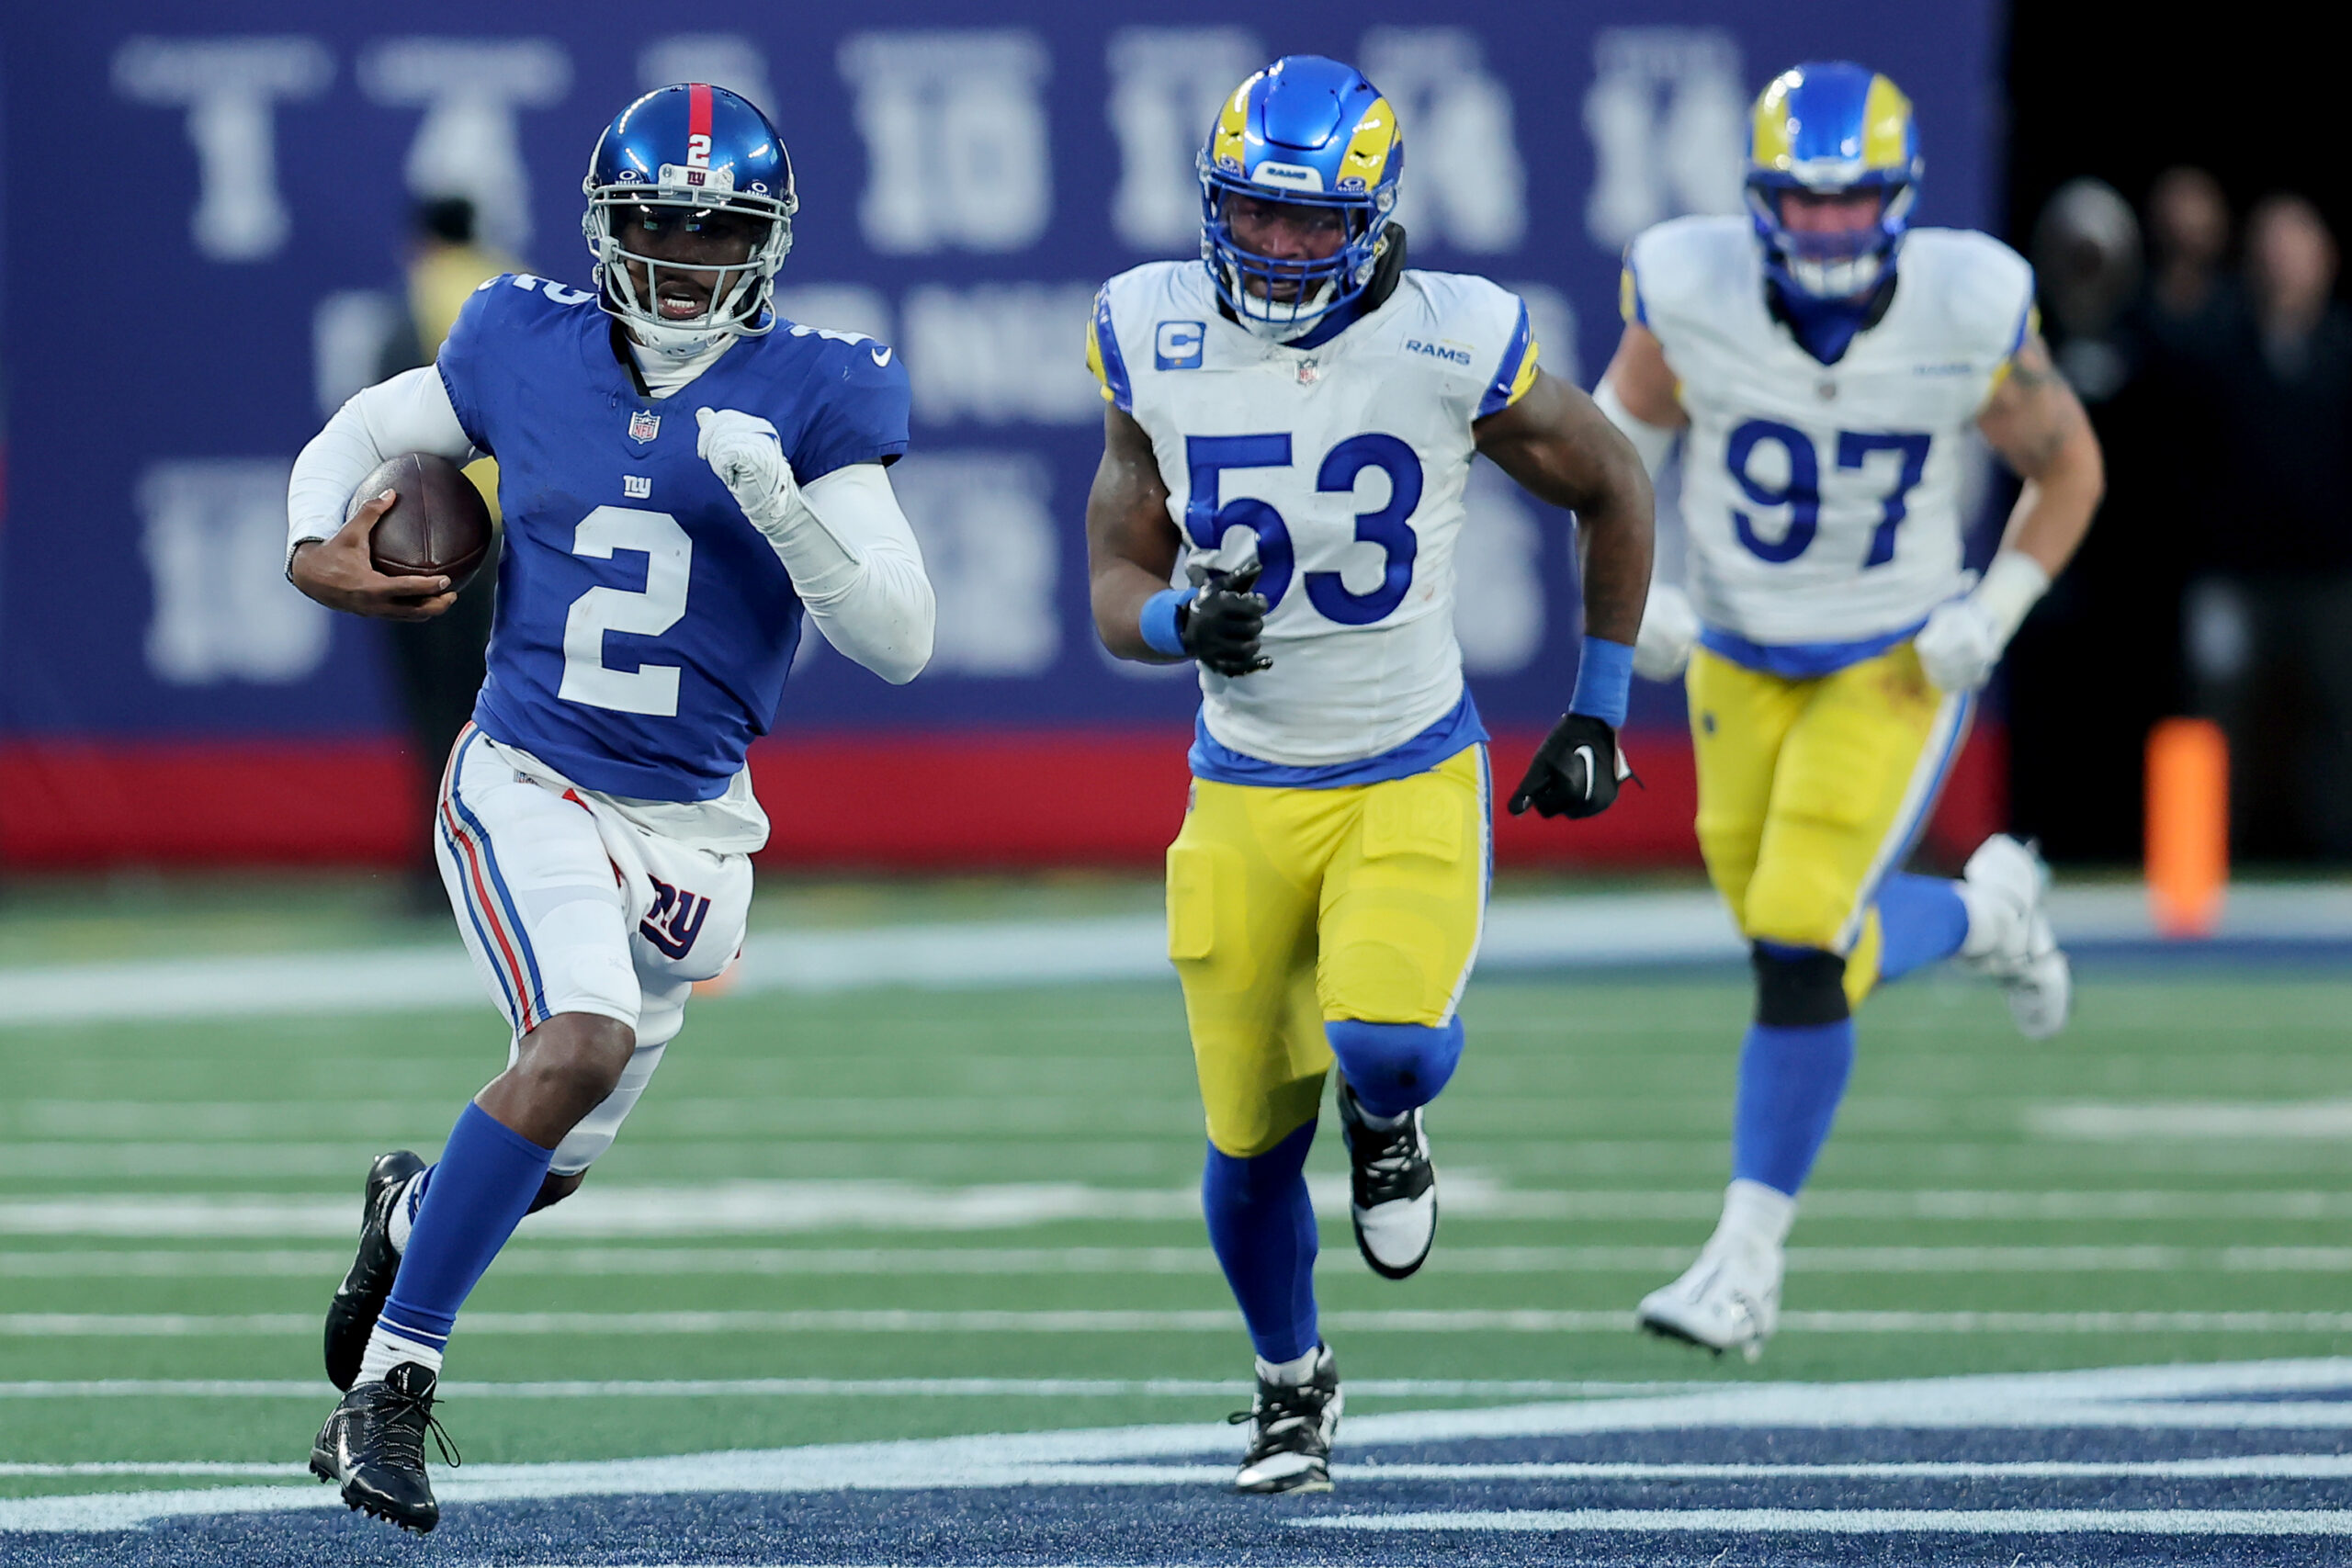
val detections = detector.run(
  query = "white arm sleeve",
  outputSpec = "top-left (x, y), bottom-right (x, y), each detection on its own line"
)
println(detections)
top-left (784, 463), bottom-right (935, 685)
top-left (1591, 378), bottom-right (1680, 481)
top-left (285, 367), bottom-right (477, 571)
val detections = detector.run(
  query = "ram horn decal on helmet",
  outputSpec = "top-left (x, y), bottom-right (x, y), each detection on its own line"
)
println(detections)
top-left (1744, 62), bottom-right (1922, 302)
top-left (1196, 55), bottom-right (1404, 343)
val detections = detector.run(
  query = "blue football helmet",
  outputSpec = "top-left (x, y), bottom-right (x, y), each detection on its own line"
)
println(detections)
top-left (581, 84), bottom-right (797, 355)
top-left (1746, 62), bottom-right (1921, 300)
top-left (1197, 56), bottom-right (1402, 340)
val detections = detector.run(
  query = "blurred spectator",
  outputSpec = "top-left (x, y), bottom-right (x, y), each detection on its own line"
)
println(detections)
top-left (2183, 194), bottom-right (2352, 859)
top-left (379, 197), bottom-right (513, 908)
top-left (2006, 179), bottom-right (2183, 862)
top-left (2032, 177), bottom-right (2143, 401)
top-left (2145, 166), bottom-right (2233, 328)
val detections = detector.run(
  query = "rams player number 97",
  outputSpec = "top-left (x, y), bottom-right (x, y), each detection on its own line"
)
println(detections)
top-left (1596, 63), bottom-right (2104, 1363)
top-left (1084, 55), bottom-right (1655, 1493)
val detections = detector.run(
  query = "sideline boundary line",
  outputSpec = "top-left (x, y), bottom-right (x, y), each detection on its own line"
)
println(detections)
top-left (10, 1359), bottom-right (2352, 1534)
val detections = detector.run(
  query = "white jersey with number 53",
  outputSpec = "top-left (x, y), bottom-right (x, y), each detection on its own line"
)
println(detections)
top-left (1628, 216), bottom-right (2035, 649)
top-left (1088, 260), bottom-right (1537, 767)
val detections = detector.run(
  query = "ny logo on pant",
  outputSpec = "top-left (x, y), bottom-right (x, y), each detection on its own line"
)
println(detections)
top-left (639, 878), bottom-right (711, 959)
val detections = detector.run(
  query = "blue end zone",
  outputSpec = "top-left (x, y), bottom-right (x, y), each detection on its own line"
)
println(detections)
top-left (13, 1363), bottom-right (2352, 1565)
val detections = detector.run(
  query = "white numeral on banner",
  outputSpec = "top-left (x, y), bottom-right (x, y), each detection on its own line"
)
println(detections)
top-left (560, 507), bottom-right (692, 716)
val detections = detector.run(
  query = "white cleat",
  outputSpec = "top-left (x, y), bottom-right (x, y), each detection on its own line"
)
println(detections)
top-left (1961, 833), bottom-right (2072, 1041)
top-left (1636, 1235), bottom-right (1783, 1363)
top-left (1231, 1345), bottom-right (1342, 1494)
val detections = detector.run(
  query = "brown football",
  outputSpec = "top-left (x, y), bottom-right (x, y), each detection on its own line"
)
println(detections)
top-left (348, 452), bottom-right (494, 590)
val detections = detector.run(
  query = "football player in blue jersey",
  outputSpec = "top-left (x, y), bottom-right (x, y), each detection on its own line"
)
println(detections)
top-left (283, 85), bottom-right (933, 1531)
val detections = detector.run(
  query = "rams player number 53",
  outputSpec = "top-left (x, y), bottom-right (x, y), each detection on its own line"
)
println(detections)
top-left (1085, 56), bottom-right (1655, 1493)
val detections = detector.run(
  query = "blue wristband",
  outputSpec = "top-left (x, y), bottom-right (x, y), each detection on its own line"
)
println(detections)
top-left (1139, 587), bottom-right (1196, 659)
top-left (1568, 635), bottom-right (1634, 728)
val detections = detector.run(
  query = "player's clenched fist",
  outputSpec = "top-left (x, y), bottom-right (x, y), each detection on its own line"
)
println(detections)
top-left (1182, 565), bottom-right (1272, 677)
top-left (288, 490), bottom-right (456, 622)
top-left (1510, 713), bottom-right (1631, 819)
top-left (695, 406), bottom-right (797, 526)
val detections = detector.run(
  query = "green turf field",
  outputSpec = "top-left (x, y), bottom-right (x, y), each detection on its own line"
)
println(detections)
top-left (6, 891), bottom-right (2352, 1501)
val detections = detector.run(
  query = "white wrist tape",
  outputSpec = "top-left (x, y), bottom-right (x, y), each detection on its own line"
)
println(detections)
top-left (1972, 551), bottom-right (2052, 646)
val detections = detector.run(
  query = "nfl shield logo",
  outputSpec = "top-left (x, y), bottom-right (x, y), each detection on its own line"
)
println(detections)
top-left (628, 409), bottom-right (661, 444)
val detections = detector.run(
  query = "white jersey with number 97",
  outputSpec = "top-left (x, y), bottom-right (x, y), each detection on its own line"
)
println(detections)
top-left (1088, 260), bottom-right (1537, 767)
top-left (1627, 216), bottom-right (2035, 649)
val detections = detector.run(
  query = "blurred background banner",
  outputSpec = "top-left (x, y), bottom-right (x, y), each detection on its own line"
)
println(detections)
top-left (0, 0), bottom-right (2000, 870)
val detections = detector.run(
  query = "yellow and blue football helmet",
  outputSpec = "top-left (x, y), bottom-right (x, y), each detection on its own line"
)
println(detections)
top-left (1198, 55), bottom-right (1402, 340)
top-left (1746, 62), bottom-right (1921, 299)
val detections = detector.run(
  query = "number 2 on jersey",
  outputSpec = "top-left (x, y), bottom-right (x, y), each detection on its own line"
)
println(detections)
top-left (559, 507), bottom-right (692, 716)
top-left (1182, 433), bottom-right (1422, 623)
top-left (1726, 419), bottom-right (1931, 570)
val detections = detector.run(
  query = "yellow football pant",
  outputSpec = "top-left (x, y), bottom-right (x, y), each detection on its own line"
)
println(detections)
top-left (1686, 643), bottom-right (1973, 1008)
top-left (1166, 745), bottom-right (1490, 1158)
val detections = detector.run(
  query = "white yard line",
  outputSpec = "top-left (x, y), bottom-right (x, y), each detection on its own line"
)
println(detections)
top-left (11, 883), bottom-right (2350, 1029)
top-left (17, 1308), bottom-right (2352, 1337)
top-left (0, 1462), bottom-right (302, 1477)
top-left (11, 1359), bottom-right (2352, 1533)
top-left (15, 1182), bottom-right (2352, 1238)
top-left (2032, 1101), bottom-right (2352, 1140)
top-left (26, 1242), bottom-right (2352, 1278)
top-left (1296, 1508), bottom-right (2352, 1535)
top-left (0, 1377), bottom-right (1692, 1400)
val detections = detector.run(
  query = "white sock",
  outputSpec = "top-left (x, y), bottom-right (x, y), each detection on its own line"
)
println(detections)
top-left (355, 1321), bottom-right (444, 1387)
top-left (1955, 878), bottom-right (2007, 959)
top-left (1711, 1178), bottom-right (1796, 1252)
top-left (1353, 1103), bottom-right (1411, 1131)
top-left (385, 1172), bottom-right (426, 1254)
top-left (1256, 1347), bottom-right (1320, 1387)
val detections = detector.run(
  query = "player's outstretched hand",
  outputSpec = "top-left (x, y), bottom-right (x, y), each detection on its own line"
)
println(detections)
top-left (288, 491), bottom-right (455, 621)
top-left (695, 407), bottom-right (796, 523)
top-left (1634, 582), bottom-right (1701, 682)
top-left (1510, 713), bottom-right (1631, 819)
top-left (1182, 567), bottom-right (1272, 677)
top-left (1913, 595), bottom-right (2003, 693)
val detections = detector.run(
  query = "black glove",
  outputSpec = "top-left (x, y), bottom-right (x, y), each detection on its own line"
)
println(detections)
top-left (1181, 565), bottom-right (1272, 677)
top-left (1509, 713), bottom-right (1630, 819)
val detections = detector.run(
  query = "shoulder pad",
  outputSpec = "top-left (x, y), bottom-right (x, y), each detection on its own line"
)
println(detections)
top-left (1624, 217), bottom-right (1755, 332)
top-left (1901, 229), bottom-right (2037, 356)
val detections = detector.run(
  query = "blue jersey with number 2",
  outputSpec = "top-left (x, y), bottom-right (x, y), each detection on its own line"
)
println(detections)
top-left (436, 275), bottom-right (910, 801)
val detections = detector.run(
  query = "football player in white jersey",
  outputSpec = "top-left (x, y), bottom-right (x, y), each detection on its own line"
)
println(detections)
top-left (1594, 63), bottom-right (2104, 1361)
top-left (1085, 55), bottom-right (1654, 1492)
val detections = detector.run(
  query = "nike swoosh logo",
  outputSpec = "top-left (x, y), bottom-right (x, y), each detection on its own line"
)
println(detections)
top-left (869, 345), bottom-right (893, 367)
top-left (1573, 745), bottom-right (1596, 793)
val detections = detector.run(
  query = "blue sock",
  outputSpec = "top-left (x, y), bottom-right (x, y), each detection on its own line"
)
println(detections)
top-left (1875, 874), bottom-right (1972, 984)
top-left (1730, 1020), bottom-right (1856, 1197)
top-left (378, 1102), bottom-right (553, 1351)
top-left (1202, 1122), bottom-right (1318, 1364)
top-left (1325, 1018), bottom-right (1464, 1119)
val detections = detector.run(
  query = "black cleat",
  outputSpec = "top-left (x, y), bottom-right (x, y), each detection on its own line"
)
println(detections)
top-left (324, 1150), bottom-right (424, 1392)
top-left (1229, 1344), bottom-right (1342, 1494)
top-left (1337, 1082), bottom-right (1438, 1280)
top-left (309, 1360), bottom-right (458, 1533)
